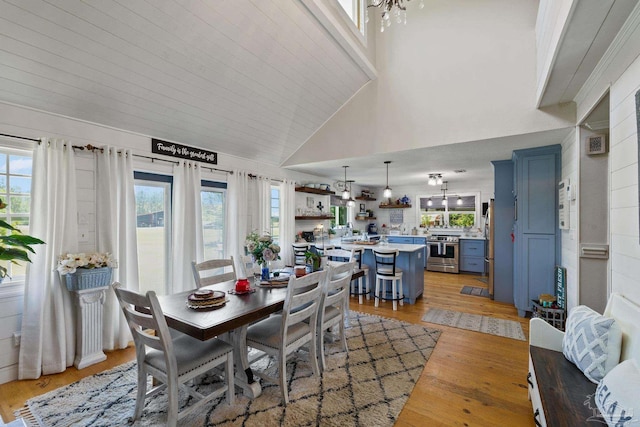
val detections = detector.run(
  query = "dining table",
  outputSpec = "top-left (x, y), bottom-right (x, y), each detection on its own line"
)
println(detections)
top-left (154, 279), bottom-right (289, 398)
top-left (154, 265), bottom-right (363, 398)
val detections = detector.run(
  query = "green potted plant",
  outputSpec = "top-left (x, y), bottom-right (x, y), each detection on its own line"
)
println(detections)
top-left (0, 198), bottom-right (45, 281)
top-left (304, 250), bottom-right (321, 272)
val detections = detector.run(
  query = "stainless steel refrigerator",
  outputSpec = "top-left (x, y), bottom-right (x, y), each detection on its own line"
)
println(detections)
top-left (484, 199), bottom-right (495, 298)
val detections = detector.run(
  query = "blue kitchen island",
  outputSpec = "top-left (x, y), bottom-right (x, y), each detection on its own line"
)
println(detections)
top-left (331, 240), bottom-right (426, 304)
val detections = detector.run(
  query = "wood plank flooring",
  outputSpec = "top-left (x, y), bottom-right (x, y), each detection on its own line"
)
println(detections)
top-left (0, 271), bottom-right (534, 426)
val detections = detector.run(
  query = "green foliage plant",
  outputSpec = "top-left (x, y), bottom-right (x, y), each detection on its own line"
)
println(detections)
top-left (0, 199), bottom-right (45, 280)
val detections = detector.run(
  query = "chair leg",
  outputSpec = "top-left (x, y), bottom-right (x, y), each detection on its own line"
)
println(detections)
top-left (309, 326), bottom-right (320, 378)
top-left (365, 272), bottom-right (370, 300)
top-left (374, 277), bottom-right (380, 307)
top-left (132, 365), bottom-right (147, 422)
top-left (279, 350), bottom-right (289, 405)
top-left (339, 315), bottom-right (348, 352)
top-left (358, 276), bottom-right (363, 305)
top-left (167, 379), bottom-right (179, 427)
top-left (318, 322), bottom-right (326, 373)
top-left (392, 279), bottom-right (397, 311)
top-left (399, 277), bottom-right (404, 307)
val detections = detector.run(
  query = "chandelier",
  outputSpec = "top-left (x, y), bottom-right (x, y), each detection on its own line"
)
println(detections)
top-left (366, 0), bottom-right (425, 32)
top-left (428, 174), bottom-right (443, 186)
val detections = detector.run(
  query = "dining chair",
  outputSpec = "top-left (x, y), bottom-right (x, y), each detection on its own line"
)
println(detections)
top-left (317, 262), bottom-right (354, 372)
top-left (245, 269), bottom-right (327, 404)
top-left (112, 282), bottom-right (234, 427)
top-left (292, 242), bottom-right (310, 265)
top-left (326, 248), bottom-right (369, 305)
top-left (373, 248), bottom-right (404, 311)
top-left (191, 256), bottom-right (236, 287)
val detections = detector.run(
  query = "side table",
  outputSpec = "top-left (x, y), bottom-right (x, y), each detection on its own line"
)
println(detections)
top-left (72, 286), bottom-right (108, 369)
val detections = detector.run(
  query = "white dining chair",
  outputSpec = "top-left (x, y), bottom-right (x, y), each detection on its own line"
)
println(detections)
top-left (326, 248), bottom-right (370, 305)
top-left (191, 256), bottom-right (236, 287)
top-left (373, 248), bottom-right (404, 311)
top-left (112, 282), bottom-right (234, 427)
top-left (245, 270), bottom-right (326, 404)
top-left (317, 262), bottom-right (354, 372)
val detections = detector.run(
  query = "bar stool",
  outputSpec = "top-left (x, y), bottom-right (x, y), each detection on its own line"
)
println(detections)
top-left (292, 242), bottom-right (309, 266)
top-left (313, 243), bottom-right (335, 257)
top-left (350, 247), bottom-right (370, 304)
top-left (373, 248), bottom-right (403, 311)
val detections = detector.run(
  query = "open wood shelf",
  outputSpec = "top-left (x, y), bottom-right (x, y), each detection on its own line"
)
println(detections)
top-left (355, 196), bottom-right (376, 201)
top-left (379, 204), bottom-right (412, 209)
top-left (295, 186), bottom-right (335, 195)
top-left (355, 216), bottom-right (376, 221)
top-left (295, 216), bottom-right (334, 220)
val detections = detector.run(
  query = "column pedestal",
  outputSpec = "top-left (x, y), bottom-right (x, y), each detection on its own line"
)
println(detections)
top-left (73, 286), bottom-right (108, 369)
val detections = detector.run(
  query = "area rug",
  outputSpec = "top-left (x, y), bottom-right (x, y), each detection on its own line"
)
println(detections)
top-left (460, 285), bottom-right (490, 298)
top-left (421, 308), bottom-right (525, 341)
top-left (16, 312), bottom-right (441, 427)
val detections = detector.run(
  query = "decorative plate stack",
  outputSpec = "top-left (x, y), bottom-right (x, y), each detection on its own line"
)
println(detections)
top-left (186, 289), bottom-right (227, 309)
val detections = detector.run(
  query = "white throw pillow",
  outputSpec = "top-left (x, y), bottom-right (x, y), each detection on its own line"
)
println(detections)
top-left (595, 359), bottom-right (640, 426)
top-left (562, 305), bottom-right (622, 383)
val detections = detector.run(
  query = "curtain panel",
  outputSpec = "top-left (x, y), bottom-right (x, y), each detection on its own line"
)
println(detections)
top-left (96, 147), bottom-right (138, 350)
top-left (19, 138), bottom-right (78, 379)
top-left (170, 161), bottom-right (203, 293)
top-left (280, 179), bottom-right (296, 266)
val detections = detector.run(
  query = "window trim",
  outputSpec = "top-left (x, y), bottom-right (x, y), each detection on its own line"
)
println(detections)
top-left (416, 192), bottom-right (481, 228)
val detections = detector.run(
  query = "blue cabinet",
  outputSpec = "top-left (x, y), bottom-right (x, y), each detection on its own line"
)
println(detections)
top-left (491, 160), bottom-right (514, 304)
top-left (460, 239), bottom-right (485, 273)
top-left (385, 236), bottom-right (426, 268)
top-left (512, 145), bottom-right (560, 316)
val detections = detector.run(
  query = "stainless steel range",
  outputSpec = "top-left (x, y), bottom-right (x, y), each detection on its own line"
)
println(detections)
top-left (426, 235), bottom-right (459, 273)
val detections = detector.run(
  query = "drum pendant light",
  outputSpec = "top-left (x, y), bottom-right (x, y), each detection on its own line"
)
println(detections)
top-left (383, 161), bottom-right (393, 198)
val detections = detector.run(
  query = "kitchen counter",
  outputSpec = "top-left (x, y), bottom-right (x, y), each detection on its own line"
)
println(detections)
top-left (324, 238), bottom-right (425, 304)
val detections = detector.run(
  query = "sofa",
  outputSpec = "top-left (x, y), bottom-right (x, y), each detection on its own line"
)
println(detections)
top-left (528, 293), bottom-right (640, 426)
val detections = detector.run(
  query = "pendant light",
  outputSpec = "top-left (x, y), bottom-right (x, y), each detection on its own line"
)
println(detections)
top-left (457, 196), bottom-right (463, 205)
top-left (346, 180), bottom-right (356, 207)
top-left (427, 198), bottom-right (432, 206)
top-left (441, 181), bottom-right (448, 205)
top-left (383, 161), bottom-right (393, 198)
top-left (341, 166), bottom-right (350, 200)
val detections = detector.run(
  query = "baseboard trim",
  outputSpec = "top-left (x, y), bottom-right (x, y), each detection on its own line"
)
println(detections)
top-left (0, 365), bottom-right (18, 385)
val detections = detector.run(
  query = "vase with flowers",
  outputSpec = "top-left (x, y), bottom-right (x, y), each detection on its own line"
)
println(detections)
top-left (0, 198), bottom-right (45, 282)
top-left (57, 252), bottom-right (118, 291)
top-left (245, 231), bottom-right (280, 281)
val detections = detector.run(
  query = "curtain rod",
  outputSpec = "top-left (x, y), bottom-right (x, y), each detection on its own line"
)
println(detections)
top-left (0, 132), bottom-right (40, 142)
top-left (72, 144), bottom-right (233, 175)
top-left (247, 173), bottom-right (284, 183)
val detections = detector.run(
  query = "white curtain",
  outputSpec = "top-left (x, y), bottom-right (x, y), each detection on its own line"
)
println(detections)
top-left (225, 171), bottom-right (250, 270)
top-left (256, 176), bottom-right (271, 235)
top-left (170, 161), bottom-right (203, 293)
top-left (19, 139), bottom-right (78, 379)
top-left (96, 147), bottom-right (139, 350)
top-left (280, 179), bottom-right (296, 266)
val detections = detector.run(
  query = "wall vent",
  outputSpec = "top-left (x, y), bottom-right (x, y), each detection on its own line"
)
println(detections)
top-left (586, 134), bottom-right (607, 155)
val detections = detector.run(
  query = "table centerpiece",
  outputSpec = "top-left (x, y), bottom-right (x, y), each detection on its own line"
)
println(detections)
top-left (245, 231), bottom-right (280, 281)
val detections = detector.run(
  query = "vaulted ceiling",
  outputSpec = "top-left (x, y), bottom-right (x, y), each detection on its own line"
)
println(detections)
top-left (0, 0), bottom-right (636, 188)
top-left (0, 0), bottom-right (370, 165)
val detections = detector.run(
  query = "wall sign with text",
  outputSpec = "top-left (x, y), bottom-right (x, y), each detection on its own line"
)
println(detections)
top-left (151, 138), bottom-right (217, 165)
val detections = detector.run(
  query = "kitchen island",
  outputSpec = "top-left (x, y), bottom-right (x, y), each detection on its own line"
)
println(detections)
top-left (327, 239), bottom-right (426, 304)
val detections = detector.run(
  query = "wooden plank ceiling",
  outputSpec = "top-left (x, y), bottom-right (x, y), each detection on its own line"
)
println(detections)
top-left (0, 0), bottom-right (371, 165)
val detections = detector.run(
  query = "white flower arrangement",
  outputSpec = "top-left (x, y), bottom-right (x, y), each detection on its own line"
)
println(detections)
top-left (57, 252), bottom-right (118, 275)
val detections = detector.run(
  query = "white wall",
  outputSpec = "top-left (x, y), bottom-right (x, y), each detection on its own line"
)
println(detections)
top-left (572, 4), bottom-right (640, 307)
top-left (560, 127), bottom-right (579, 311)
top-left (284, 0), bottom-right (575, 167)
top-left (0, 101), bottom-right (329, 384)
top-left (609, 55), bottom-right (640, 304)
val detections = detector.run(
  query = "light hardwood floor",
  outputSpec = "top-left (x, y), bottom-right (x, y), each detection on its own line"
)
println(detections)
top-left (0, 271), bottom-right (534, 426)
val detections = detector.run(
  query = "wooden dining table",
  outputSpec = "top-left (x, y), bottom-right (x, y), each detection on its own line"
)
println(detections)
top-left (154, 266), bottom-right (363, 398)
top-left (155, 280), bottom-right (288, 398)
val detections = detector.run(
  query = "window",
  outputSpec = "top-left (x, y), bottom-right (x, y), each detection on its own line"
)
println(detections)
top-left (270, 185), bottom-right (280, 244)
top-left (419, 195), bottom-right (478, 228)
top-left (201, 180), bottom-right (226, 260)
top-left (0, 148), bottom-right (33, 283)
top-left (330, 196), bottom-right (348, 228)
top-left (134, 172), bottom-right (171, 295)
top-left (337, 0), bottom-right (365, 35)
